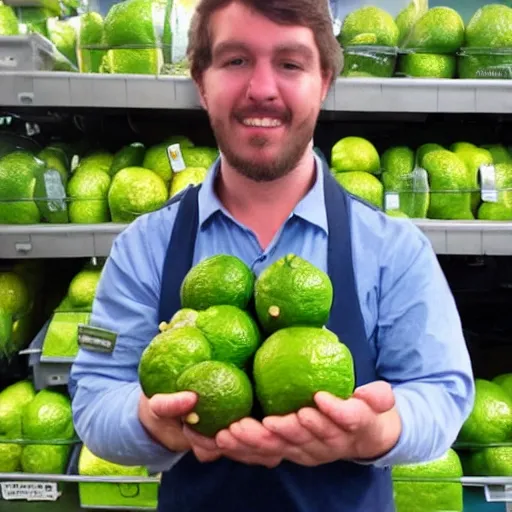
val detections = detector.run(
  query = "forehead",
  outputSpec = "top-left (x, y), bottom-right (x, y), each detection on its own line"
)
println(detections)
top-left (208, 2), bottom-right (319, 57)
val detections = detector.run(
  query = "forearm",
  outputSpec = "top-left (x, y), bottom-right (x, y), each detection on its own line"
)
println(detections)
top-left (369, 380), bottom-right (474, 467)
top-left (72, 378), bottom-right (187, 473)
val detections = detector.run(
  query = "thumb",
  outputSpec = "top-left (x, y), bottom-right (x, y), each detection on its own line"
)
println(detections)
top-left (353, 381), bottom-right (395, 414)
top-left (149, 391), bottom-right (197, 419)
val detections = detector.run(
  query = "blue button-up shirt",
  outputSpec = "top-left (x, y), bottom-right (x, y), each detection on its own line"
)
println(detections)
top-left (69, 156), bottom-right (475, 473)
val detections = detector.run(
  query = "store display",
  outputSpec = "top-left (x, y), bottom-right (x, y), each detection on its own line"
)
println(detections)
top-left (1, 0), bottom-right (512, 510)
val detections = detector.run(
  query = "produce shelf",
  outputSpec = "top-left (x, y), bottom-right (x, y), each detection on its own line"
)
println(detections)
top-left (415, 220), bottom-right (512, 256)
top-left (2, 72), bottom-right (512, 113)
top-left (1, 221), bottom-right (512, 258)
top-left (0, 224), bottom-right (124, 259)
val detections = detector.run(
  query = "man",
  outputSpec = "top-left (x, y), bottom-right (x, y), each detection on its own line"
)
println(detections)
top-left (69, 1), bottom-right (475, 511)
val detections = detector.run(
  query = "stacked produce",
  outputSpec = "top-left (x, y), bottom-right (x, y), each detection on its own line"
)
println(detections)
top-left (0, 135), bottom-right (218, 225)
top-left (41, 260), bottom-right (103, 358)
top-left (0, 260), bottom-right (45, 361)
top-left (0, 381), bottom-right (75, 474)
top-left (330, 136), bottom-right (512, 221)
top-left (337, 1), bottom-right (512, 79)
top-left (139, 253), bottom-right (354, 436)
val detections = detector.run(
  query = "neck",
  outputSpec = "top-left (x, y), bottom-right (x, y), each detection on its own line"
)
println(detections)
top-left (215, 146), bottom-right (317, 250)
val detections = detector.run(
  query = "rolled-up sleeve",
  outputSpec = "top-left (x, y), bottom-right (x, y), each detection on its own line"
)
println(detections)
top-left (69, 211), bottom-right (185, 473)
top-left (361, 219), bottom-right (475, 467)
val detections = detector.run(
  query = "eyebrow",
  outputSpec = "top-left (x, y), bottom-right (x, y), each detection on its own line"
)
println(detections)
top-left (212, 41), bottom-right (315, 62)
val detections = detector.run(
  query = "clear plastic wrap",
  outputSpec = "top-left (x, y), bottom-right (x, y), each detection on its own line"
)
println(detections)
top-left (458, 47), bottom-right (512, 80)
top-left (342, 45), bottom-right (397, 78)
top-left (77, 0), bottom-right (173, 75)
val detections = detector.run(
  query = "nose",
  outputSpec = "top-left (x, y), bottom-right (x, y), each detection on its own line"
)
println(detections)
top-left (246, 60), bottom-right (278, 103)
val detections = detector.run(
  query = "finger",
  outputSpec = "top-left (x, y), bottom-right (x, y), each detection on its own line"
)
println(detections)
top-left (216, 428), bottom-right (245, 451)
top-left (296, 407), bottom-right (342, 441)
top-left (228, 418), bottom-right (288, 452)
top-left (191, 444), bottom-right (223, 463)
top-left (149, 392), bottom-right (197, 419)
top-left (353, 381), bottom-right (395, 414)
top-left (314, 392), bottom-right (375, 432)
top-left (182, 425), bottom-right (219, 450)
top-left (262, 413), bottom-right (317, 445)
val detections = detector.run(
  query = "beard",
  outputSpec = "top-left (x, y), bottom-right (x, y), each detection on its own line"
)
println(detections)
top-left (208, 108), bottom-right (318, 182)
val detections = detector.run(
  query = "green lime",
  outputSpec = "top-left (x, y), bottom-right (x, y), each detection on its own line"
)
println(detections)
top-left (176, 360), bottom-right (253, 437)
top-left (21, 444), bottom-right (71, 474)
top-left (180, 255), bottom-right (254, 311)
top-left (196, 305), bottom-right (261, 367)
top-left (108, 167), bottom-right (168, 223)
top-left (393, 449), bottom-right (463, 512)
top-left (160, 308), bottom-right (199, 332)
top-left (253, 326), bottom-right (354, 416)
top-left (0, 380), bottom-right (36, 436)
top-left (22, 389), bottom-right (74, 441)
top-left (138, 326), bottom-right (212, 397)
top-left (458, 379), bottom-right (512, 445)
top-left (0, 272), bottom-right (30, 317)
top-left (68, 269), bottom-right (102, 308)
top-left (254, 254), bottom-right (333, 334)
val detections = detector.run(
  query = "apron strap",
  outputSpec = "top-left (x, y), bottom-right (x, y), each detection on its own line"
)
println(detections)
top-left (158, 186), bottom-right (201, 324)
top-left (323, 161), bottom-right (378, 385)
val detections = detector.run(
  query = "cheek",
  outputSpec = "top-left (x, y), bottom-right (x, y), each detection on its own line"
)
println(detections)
top-left (203, 72), bottom-right (244, 113)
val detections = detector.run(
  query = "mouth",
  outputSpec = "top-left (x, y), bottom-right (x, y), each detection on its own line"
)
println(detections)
top-left (241, 117), bottom-right (283, 128)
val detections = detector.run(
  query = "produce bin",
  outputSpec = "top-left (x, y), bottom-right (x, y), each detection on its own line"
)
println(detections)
top-left (341, 45), bottom-right (398, 78)
top-left (0, 34), bottom-right (54, 71)
top-left (458, 48), bottom-right (512, 80)
top-left (0, 436), bottom-right (78, 506)
top-left (27, 320), bottom-right (75, 389)
top-left (68, 444), bottom-right (160, 510)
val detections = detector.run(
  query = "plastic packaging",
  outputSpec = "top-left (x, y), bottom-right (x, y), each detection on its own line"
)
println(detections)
top-left (396, 51), bottom-right (456, 78)
top-left (68, 444), bottom-right (160, 510)
top-left (77, 0), bottom-right (173, 75)
top-left (330, 0), bottom-right (427, 38)
top-left (458, 47), bottom-right (512, 80)
top-left (342, 45), bottom-right (397, 78)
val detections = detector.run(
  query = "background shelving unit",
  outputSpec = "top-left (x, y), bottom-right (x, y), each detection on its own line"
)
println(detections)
top-left (2, 71), bottom-right (512, 511)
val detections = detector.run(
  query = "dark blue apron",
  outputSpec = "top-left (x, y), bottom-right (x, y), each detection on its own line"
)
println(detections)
top-left (157, 158), bottom-right (395, 512)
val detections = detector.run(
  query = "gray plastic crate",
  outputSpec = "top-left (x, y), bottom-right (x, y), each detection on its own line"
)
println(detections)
top-left (26, 321), bottom-right (74, 390)
top-left (0, 34), bottom-right (54, 71)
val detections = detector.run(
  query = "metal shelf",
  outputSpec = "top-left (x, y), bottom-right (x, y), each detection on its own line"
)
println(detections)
top-left (0, 224), bottom-right (124, 259)
top-left (415, 220), bottom-right (512, 256)
top-left (2, 72), bottom-right (512, 113)
top-left (1, 221), bottom-right (512, 258)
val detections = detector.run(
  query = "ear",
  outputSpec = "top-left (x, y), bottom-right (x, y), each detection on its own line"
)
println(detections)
top-left (194, 75), bottom-right (208, 110)
top-left (320, 69), bottom-right (333, 104)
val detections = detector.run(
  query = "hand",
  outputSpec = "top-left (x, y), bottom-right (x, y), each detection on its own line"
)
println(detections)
top-left (262, 381), bottom-right (402, 466)
top-left (138, 391), bottom-right (199, 452)
top-left (183, 417), bottom-right (289, 468)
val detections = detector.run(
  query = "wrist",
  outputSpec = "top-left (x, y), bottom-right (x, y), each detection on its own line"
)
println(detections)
top-left (362, 407), bottom-right (402, 461)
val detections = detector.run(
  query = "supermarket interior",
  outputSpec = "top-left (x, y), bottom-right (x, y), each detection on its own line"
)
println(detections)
top-left (3, 0), bottom-right (512, 511)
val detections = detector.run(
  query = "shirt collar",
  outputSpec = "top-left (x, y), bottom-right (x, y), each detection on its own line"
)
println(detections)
top-left (197, 153), bottom-right (328, 235)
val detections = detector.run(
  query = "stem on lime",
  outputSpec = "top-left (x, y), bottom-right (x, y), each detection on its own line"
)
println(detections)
top-left (185, 412), bottom-right (200, 425)
top-left (159, 321), bottom-right (169, 332)
top-left (269, 305), bottom-right (280, 318)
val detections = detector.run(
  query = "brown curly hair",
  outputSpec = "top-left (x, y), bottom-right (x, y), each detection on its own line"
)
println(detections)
top-left (186, 0), bottom-right (343, 84)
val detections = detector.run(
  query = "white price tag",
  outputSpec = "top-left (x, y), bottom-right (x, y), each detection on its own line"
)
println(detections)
top-left (167, 144), bottom-right (186, 172)
top-left (480, 164), bottom-right (498, 203)
top-left (44, 170), bottom-right (67, 212)
top-left (385, 193), bottom-right (400, 211)
top-left (0, 482), bottom-right (60, 501)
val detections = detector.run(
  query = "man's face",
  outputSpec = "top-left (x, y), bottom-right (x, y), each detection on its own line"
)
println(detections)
top-left (197, 2), bottom-right (332, 182)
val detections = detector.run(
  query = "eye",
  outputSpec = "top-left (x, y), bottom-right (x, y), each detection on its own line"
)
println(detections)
top-left (226, 58), bottom-right (245, 67)
top-left (282, 62), bottom-right (302, 71)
